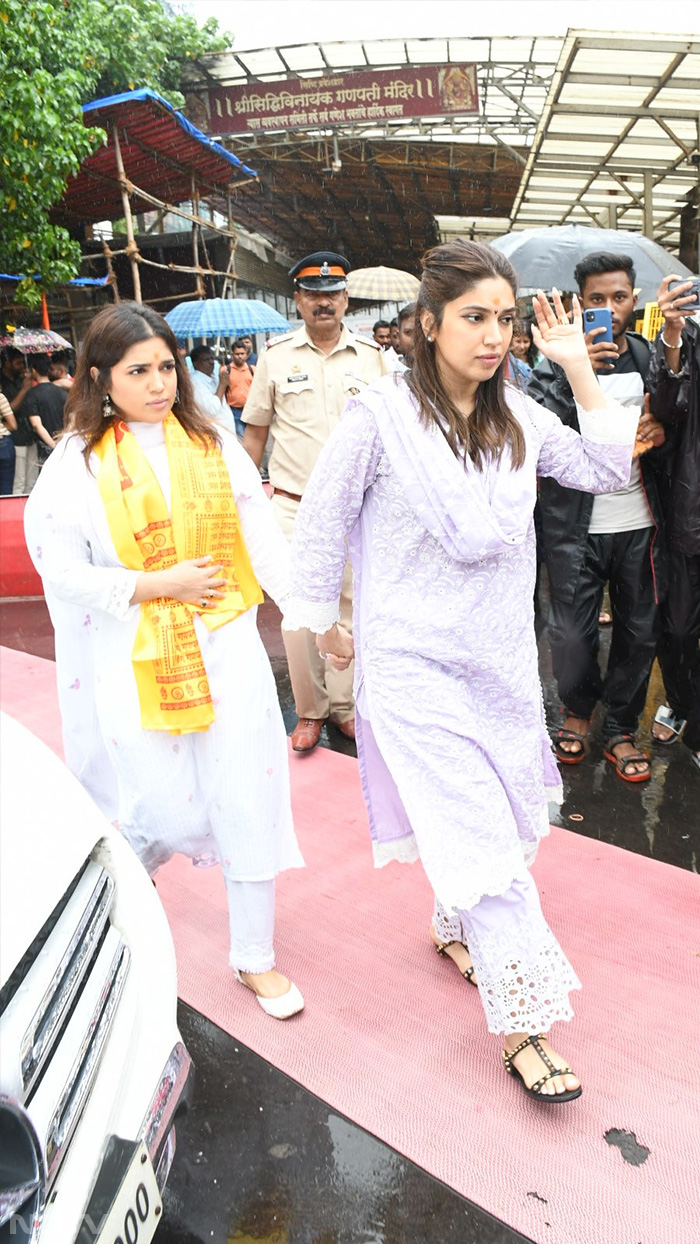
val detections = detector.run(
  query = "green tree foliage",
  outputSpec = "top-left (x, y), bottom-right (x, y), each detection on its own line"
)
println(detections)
top-left (0, 0), bottom-right (230, 306)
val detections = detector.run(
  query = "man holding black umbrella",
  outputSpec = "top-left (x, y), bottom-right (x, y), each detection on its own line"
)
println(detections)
top-left (242, 251), bottom-right (387, 752)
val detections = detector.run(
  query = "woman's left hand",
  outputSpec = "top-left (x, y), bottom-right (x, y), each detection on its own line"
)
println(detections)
top-left (531, 288), bottom-right (589, 370)
top-left (315, 623), bottom-right (354, 671)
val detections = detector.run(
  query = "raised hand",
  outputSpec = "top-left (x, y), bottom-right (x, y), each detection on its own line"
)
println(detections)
top-left (531, 288), bottom-right (589, 370)
top-left (657, 274), bottom-right (696, 347)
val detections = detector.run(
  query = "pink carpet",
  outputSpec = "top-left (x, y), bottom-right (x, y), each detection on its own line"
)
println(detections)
top-left (3, 645), bottom-right (699, 1244)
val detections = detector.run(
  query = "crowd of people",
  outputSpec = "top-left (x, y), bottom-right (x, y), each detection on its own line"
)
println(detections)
top-left (13, 238), bottom-right (700, 1105)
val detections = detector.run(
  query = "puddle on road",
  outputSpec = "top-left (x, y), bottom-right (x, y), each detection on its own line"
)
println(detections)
top-left (604, 1128), bottom-right (651, 1166)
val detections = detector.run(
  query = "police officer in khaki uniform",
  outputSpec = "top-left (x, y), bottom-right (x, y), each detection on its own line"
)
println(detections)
top-left (242, 251), bottom-right (387, 752)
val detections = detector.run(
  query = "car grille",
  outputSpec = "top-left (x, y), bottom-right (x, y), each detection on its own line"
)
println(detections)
top-left (0, 855), bottom-right (131, 1231)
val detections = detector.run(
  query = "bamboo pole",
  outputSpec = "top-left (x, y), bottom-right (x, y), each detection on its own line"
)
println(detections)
top-left (191, 176), bottom-right (204, 299)
top-left (223, 190), bottom-right (238, 300)
top-left (64, 289), bottom-right (78, 347)
top-left (143, 289), bottom-right (202, 305)
top-left (112, 125), bottom-right (142, 302)
top-left (120, 178), bottom-right (245, 238)
top-left (136, 254), bottom-right (238, 279)
top-left (101, 241), bottom-right (121, 301)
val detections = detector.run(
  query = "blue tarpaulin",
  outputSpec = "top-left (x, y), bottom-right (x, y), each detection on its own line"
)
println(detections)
top-left (1, 273), bottom-right (110, 287)
top-left (82, 89), bottom-right (258, 179)
top-left (57, 88), bottom-right (258, 229)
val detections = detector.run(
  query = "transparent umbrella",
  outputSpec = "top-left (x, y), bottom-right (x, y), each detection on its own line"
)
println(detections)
top-left (490, 224), bottom-right (692, 307)
top-left (0, 327), bottom-right (73, 352)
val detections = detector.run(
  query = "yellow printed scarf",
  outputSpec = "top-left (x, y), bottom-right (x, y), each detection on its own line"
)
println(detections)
top-left (94, 414), bottom-right (263, 733)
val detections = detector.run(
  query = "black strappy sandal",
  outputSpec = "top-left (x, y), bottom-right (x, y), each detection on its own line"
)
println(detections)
top-left (503, 1034), bottom-right (582, 1103)
top-left (603, 734), bottom-right (651, 784)
top-left (433, 935), bottom-right (478, 987)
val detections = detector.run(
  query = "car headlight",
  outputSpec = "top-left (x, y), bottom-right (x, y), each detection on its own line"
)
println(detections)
top-left (0, 1096), bottom-right (45, 1242)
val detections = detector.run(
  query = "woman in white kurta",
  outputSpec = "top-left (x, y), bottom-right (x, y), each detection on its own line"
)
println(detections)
top-left (284, 242), bottom-right (639, 1097)
top-left (25, 302), bottom-right (304, 1019)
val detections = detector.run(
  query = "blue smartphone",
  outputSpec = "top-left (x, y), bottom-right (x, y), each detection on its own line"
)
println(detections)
top-left (583, 308), bottom-right (613, 343)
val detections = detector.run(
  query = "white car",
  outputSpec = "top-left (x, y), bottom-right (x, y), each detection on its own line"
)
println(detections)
top-left (0, 713), bottom-right (193, 1243)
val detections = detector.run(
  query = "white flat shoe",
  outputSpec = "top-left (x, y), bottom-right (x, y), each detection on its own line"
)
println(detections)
top-left (233, 970), bottom-right (305, 1019)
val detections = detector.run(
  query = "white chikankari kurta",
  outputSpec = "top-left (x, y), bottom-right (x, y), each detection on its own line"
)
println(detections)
top-left (24, 420), bottom-right (303, 881)
top-left (284, 375), bottom-right (637, 913)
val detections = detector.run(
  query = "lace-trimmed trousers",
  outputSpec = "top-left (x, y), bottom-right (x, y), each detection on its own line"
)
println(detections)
top-left (433, 872), bottom-right (580, 1036)
top-left (226, 878), bottom-right (276, 974)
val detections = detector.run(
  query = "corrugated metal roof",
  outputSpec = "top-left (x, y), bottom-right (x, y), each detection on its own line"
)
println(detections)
top-left (56, 89), bottom-right (258, 228)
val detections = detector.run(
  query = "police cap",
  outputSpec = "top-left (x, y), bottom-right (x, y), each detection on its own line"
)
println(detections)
top-left (289, 251), bottom-right (350, 292)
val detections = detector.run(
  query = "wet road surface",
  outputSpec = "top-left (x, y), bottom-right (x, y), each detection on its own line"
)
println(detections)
top-left (1, 596), bottom-right (697, 1242)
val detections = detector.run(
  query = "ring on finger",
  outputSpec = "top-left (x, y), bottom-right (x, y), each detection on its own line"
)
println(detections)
top-left (201, 598), bottom-right (208, 608)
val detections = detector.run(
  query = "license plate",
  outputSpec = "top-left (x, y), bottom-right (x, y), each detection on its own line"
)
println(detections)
top-left (94, 1142), bottom-right (163, 1244)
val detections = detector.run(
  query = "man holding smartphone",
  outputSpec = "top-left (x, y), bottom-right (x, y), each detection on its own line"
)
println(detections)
top-left (646, 274), bottom-right (700, 771)
top-left (529, 252), bottom-right (668, 782)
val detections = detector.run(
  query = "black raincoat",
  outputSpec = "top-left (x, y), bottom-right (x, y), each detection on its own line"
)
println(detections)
top-left (645, 318), bottom-right (700, 557)
top-left (527, 332), bottom-right (668, 605)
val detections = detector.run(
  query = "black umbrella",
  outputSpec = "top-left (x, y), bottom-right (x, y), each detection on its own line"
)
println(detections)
top-left (491, 224), bottom-right (692, 307)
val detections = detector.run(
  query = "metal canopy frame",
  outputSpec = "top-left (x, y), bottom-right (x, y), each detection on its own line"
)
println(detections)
top-left (509, 31), bottom-right (699, 251)
top-left (181, 31), bottom-right (699, 264)
top-left (184, 35), bottom-right (563, 157)
top-left (182, 36), bottom-right (561, 269)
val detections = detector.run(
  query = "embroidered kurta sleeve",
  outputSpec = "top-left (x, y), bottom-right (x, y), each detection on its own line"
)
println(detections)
top-left (24, 437), bottom-right (140, 619)
top-left (283, 402), bottom-right (382, 632)
top-left (524, 393), bottom-right (637, 493)
top-left (220, 431), bottom-right (291, 608)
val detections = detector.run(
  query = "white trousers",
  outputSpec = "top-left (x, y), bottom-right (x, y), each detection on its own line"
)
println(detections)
top-left (12, 443), bottom-right (39, 494)
top-left (226, 877), bottom-right (276, 974)
top-left (433, 872), bottom-right (581, 1036)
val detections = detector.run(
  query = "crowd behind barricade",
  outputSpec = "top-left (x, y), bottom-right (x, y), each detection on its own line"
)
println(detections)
top-left (10, 239), bottom-right (700, 1104)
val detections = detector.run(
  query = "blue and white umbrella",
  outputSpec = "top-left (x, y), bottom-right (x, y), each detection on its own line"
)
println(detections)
top-left (165, 298), bottom-right (292, 340)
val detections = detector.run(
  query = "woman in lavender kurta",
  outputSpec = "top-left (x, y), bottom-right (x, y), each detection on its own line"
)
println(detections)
top-left (283, 242), bottom-right (638, 1102)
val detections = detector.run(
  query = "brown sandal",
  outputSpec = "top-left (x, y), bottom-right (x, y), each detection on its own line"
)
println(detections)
top-left (503, 1034), bottom-right (582, 1103)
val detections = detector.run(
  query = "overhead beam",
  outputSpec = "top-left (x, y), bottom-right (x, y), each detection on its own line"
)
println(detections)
top-left (491, 79), bottom-right (541, 123)
top-left (652, 115), bottom-right (695, 156)
top-left (551, 104), bottom-right (700, 120)
top-left (572, 36), bottom-right (699, 54)
top-left (565, 72), bottom-right (699, 89)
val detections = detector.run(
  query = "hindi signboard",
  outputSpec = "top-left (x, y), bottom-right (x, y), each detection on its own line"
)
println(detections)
top-left (198, 64), bottom-right (478, 136)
